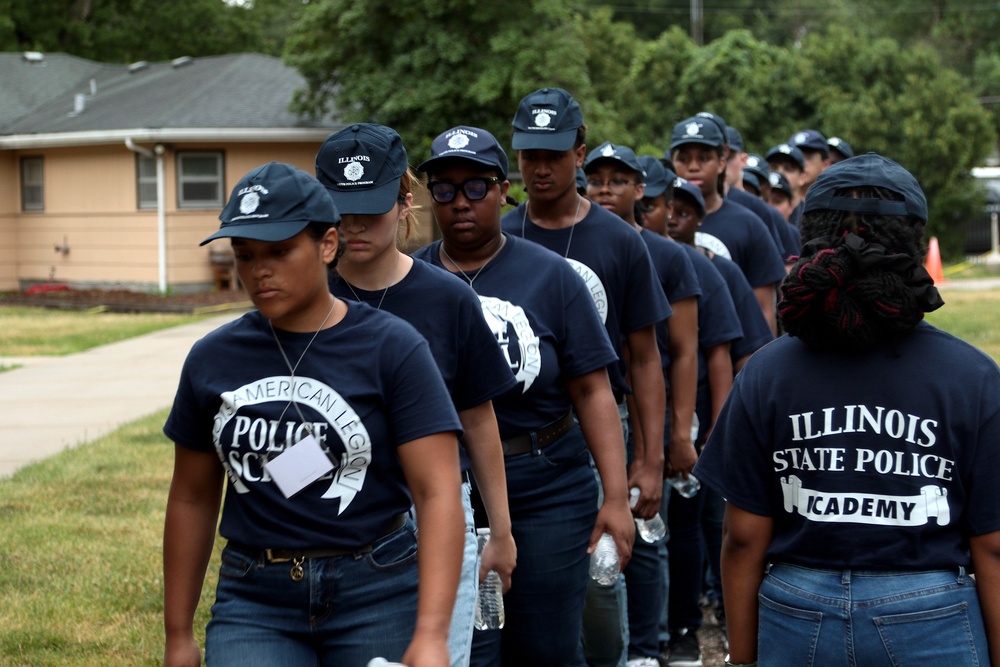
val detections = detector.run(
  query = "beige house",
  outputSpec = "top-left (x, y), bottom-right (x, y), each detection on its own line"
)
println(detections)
top-left (0, 51), bottom-right (345, 294)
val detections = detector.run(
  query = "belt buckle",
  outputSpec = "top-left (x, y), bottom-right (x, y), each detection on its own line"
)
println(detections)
top-left (264, 549), bottom-right (291, 564)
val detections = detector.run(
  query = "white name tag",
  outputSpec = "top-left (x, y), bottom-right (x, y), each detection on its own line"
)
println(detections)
top-left (264, 435), bottom-right (335, 498)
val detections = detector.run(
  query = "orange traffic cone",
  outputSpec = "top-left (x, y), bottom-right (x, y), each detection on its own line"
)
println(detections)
top-left (925, 236), bottom-right (947, 285)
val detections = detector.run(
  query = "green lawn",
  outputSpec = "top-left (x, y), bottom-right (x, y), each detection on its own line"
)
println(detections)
top-left (926, 288), bottom-right (1000, 363)
top-left (0, 307), bottom-right (202, 356)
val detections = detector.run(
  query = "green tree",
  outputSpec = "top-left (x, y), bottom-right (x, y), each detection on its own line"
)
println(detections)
top-left (285, 0), bottom-right (591, 162)
top-left (0, 0), bottom-right (306, 62)
top-left (798, 25), bottom-right (993, 253)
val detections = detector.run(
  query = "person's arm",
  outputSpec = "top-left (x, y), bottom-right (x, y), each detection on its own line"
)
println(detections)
top-left (752, 284), bottom-right (778, 336)
top-left (721, 503), bottom-right (773, 665)
top-left (624, 324), bottom-right (665, 518)
top-left (398, 432), bottom-right (464, 667)
top-left (666, 297), bottom-right (699, 479)
top-left (458, 401), bottom-right (516, 592)
top-left (704, 343), bottom-right (733, 444)
top-left (566, 368), bottom-right (635, 568)
top-left (163, 446), bottom-right (225, 667)
top-left (970, 530), bottom-right (1000, 665)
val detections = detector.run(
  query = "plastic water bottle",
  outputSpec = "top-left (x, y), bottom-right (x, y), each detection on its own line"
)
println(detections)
top-left (474, 528), bottom-right (504, 630)
top-left (367, 659), bottom-right (406, 667)
top-left (589, 532), bottom-right (619, 585)
top-left (629, 487), bottom-right (667, 542)
top-left (668, 473), bottom-right (701, 499)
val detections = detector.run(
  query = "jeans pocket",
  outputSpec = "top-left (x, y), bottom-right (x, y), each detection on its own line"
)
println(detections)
top-left (875, 602), bottom-right (983, 667)
top-left (367, 522), bottom-right (418, 572)
top-left (218, 545), bottom-right (258, 580)
top-left (758, 593), bottom-right (822, 667)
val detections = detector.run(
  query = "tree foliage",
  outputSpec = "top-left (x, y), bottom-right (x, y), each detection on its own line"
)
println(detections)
top-left (285, 0), bottom-right (590, 161)
top-left (0, 0), bottom-right (306, 62)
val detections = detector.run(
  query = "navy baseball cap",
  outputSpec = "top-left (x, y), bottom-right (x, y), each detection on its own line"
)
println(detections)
top-left (766, 143), bottom-right (806, 170)
top-left (742, 170), bottom-right (761, 194)
top-left (828, 136), bottom-right (854, 159)
top-left (419, 125), bottom-right (509, 179)
top-left (315, 123), bottom-right (408, 216)
top-left (584, 142), bottom-right (644, 179)
top-left (726, 127), bottom-right (745, 152)
top-left (790, 129), bottom-right (829, 157)
top-left (672, 177), bottom-right (706, 215)
top-left (695, 111), bottom-right (728, 140)
top-left (744, 153), bottom-right (770, 182)
top-left (202, 162), bottom-right (340, 246)
top-left (768, 171), bottom-right (794, 199)
top-left (803, 152), bottom-right (927, 222)
top-left (638, 155), bottom-right (671, 198)
top-left (669, 116), bottom-right (727, 151)
top-left (511, 87), bottom-right (584, 151)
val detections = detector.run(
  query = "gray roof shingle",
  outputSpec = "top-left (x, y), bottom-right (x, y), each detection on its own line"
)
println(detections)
top-left (0, 52), bottom-right (337, 135)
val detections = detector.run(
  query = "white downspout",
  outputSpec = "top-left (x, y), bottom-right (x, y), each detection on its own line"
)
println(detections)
top-left (124, 137), bottom-right (167, 293)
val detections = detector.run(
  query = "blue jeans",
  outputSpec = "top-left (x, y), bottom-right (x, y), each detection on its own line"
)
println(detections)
top-left (469, 425), bottom-right (598, 667)
top-left (581, 401), bottom-right (630, 667)
top-left (758, 563), bottom-right (990, 667)
top-left (447, 480), bottom-right (478, 667)
top-left (206, 518), bottom-right (419, 667)
top-left (665, 480), bottom-right (706, 633)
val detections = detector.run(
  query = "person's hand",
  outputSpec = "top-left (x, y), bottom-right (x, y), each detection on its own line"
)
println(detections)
top-left (666, 435), bottom-right (698, 480)
top-left (627, 462), bottom-right (663, 520)
top-left (401, 629), bottom-right (449, 667)
top-left (479, 529), bottom-right (517, 593)
top-left (164, 635), bottom-right (201, 667)
top-left (589, 497), bottom-right (635, 569)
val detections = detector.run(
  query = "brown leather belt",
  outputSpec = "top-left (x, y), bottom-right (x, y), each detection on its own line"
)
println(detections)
top-left (501, 411), bottom-right (575, 456)
top-left (252, 512), bottom-right (408, 563)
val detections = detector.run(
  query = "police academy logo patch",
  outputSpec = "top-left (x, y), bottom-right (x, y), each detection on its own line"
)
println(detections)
top-left (448, 133), bottom-right (470, 150)
top-left (213, 375), bottom-right (372, 514)
top-left (601, 144), bottom-right (615, 157)
top-left (685, 122), bottom-right (703, 138)
top-left (240, 192), bottom-right (260, 214)
top-left (479, 296), bottom-right (541, 391)
top-left (534, 111), bottom-right (552, 127)
top-left (793, 132), bottom-right (808, 145)
top-left (344, 161), bottom-right (365, 182)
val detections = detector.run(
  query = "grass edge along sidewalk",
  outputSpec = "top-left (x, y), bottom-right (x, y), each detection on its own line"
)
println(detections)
top-left (0, 409), bottom-right (220, 667)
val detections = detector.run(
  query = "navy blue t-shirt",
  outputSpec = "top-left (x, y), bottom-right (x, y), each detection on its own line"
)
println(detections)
top-left (639, 227), bottom-right (700, 375)
top-left (695, 322), bottom-right (1000, 570)
top-left (681, 244), bottom-right (742, 442)
top-left (708, 252), bottom-right (774, 364)
top-left (414, 234), bottom-right (618, 438)
top-left (729, 188), bottom-right (800, 263)
top-left (330, 260), bottom-right (518, 472)
top-left (696, 199), bottom-right (787, 289)
top-left (502, 202), bottom-right (670, 397)
top-left (163, 304), bottom-right (462, 550)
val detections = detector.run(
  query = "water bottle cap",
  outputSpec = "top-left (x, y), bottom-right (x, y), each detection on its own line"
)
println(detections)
top-left (629, 486), bottom-right (640, 507)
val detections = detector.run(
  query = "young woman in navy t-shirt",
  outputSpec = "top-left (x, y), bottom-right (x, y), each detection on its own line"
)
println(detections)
top-left (163, 163), bottom-right (464, 667)
top-left (696, 154), bottom-right (1000, 667)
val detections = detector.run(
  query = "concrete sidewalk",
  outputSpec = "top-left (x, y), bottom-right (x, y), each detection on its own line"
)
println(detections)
top-left (0, 312), bottom-right (243, 479)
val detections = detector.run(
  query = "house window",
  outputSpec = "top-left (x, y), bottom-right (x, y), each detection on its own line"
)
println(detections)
top-left (137, 154), bottom-right (158, 209)
top-left (21, 156), bottom-right (44, 211)
top-left (177, 151), bottom-right (224, 208)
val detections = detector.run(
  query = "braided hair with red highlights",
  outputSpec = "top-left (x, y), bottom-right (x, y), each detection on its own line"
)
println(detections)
top-left (778, 185), bottom-right (943, 352)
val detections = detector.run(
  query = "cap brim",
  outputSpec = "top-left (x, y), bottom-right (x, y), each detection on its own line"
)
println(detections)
top-left (323, 179), bottom-right (400, 216)
top-left (418, 154), bottom-right (507, 178)
top-left (511, 129), bottom-right (578, 151)
top-left (669, 137), bottom-right (722, 151)
top-left (643, 183), bottom-right (668, 198)
top-left (200, 220), bottom-right (311, 246)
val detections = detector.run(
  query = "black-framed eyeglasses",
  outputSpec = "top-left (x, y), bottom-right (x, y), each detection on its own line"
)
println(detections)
top-left (586, 178), bottom-right (634, 195)
top-left (427, 177), bottom-right (501, 204)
